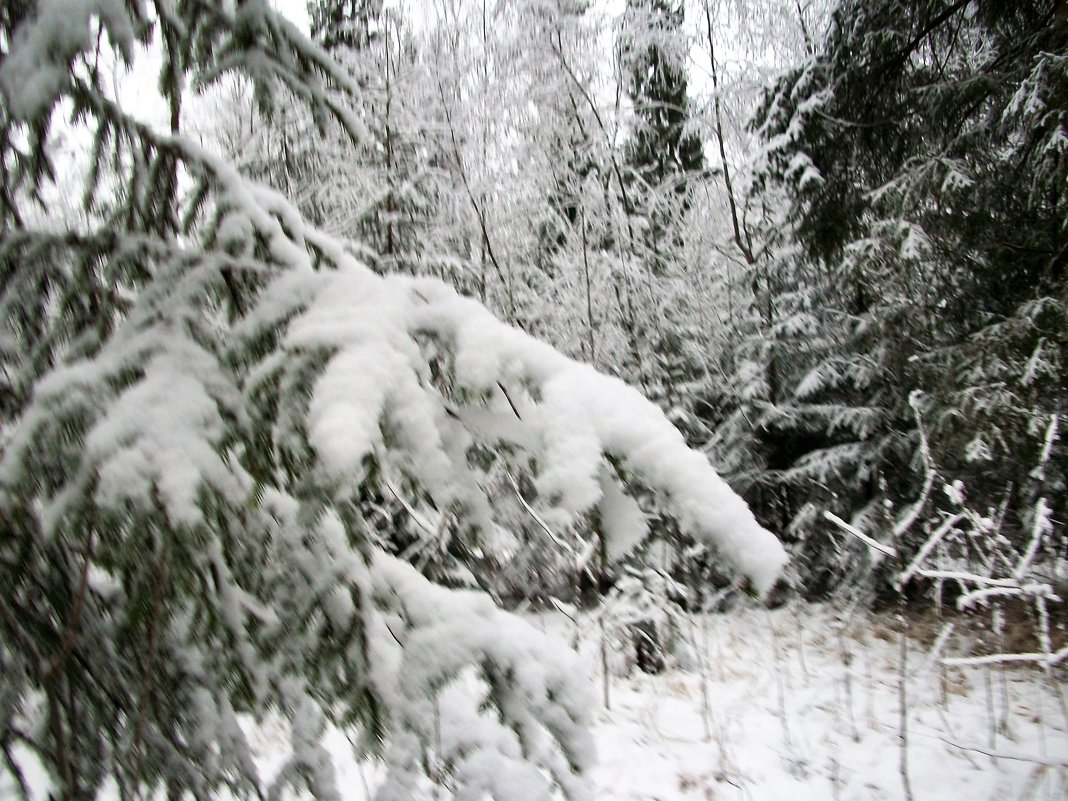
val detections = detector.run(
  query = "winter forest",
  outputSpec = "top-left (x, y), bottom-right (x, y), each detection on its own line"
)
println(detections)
top-left (1, 0), bottom-right (1066, 799)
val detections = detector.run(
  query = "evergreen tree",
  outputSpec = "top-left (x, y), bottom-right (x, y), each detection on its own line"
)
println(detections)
top-left (0, 2), bottom-right (785, 798)
top-left (620, 0), bottom-right (704, 197)
top-left (733, 0), bottom-right (1068, 596)
top-left (232, 1), bottom-right (445, 279)
top-left (614, 0), bottom-right (709, 421)
top-left (310, 0), bottom-right (384, 51)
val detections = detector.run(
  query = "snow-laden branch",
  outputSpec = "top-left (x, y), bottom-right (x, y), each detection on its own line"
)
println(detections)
top-left (896, 511), bottom-right (964, 590)
top-left (913, 570), bottom-right (1023, 587)
top-left (1014, 497), bottom-right (1053, 582)
top-left (281, 261), bottom-right (788, 595)
top-left (368, 552), bottom-right (595, 801)
top-left (822, 510), bottom-right (896, 558)
top-left (892, 392), bottom-right (937, 539)
top-left (943, 645), bottom-right (1068, 669)
top-left (956, 584), bottom-right (1061, 611)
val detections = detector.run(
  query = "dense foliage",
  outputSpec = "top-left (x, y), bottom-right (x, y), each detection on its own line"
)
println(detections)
top-left (717, 0), bottom-right (1068, 596)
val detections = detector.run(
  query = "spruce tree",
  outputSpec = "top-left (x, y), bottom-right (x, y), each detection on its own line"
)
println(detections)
top-left (616, 0), bottom-right (708, 421)
top-left (734, 0), bottom-right (1067, 595)
top-left (310, 0), bottom-right (384, 51)
top-left (621, 0), bottom-right (704, 197)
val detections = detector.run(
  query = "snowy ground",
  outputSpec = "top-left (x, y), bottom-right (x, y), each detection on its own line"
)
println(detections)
top-left (247, 604), bottom-right (1065, 801)
top-left (558, 603), bottom-right (1068, 801)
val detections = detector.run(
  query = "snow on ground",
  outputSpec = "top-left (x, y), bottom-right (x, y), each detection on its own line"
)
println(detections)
top-left (240, 602), bottom-right (1066, 801)
top-left (549, 603), bottom-right (1068, 801)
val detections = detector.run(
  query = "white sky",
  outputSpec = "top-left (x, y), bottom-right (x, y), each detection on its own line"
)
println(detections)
top-left (272, 0), bottom-right (310, 31)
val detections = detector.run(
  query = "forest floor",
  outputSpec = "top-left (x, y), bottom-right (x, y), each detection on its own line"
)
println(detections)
top-left (553, 603), bottom-right (1068, 801)
top-left (252, 603), bottom-right (1067, 801)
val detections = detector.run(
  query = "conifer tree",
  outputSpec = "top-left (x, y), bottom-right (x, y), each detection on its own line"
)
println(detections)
top-left (621, 0), bottom-right (704, 197)
top-left (613, 0), bottom-right (705, 404)
top-left (232, 0), bottom-right (443, 279)
top-left (734, 0), bottom-right (1067, 595)
top-left (310, 0), bottom-right (384, 51)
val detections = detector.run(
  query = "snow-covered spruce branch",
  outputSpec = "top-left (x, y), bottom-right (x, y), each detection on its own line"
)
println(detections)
top-left (247, 253), bottom-right (788, 593)
top-left (368, 553), bottom-right (595, 801)
top-left (0, 0), bottom-right (368, 141)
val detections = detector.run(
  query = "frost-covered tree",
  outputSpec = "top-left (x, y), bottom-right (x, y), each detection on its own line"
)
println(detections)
top-left (0, 2), bottom-right (785, 799)
top-left (310, 0), bottom-right (383, 51)
top-left (212, 0), bottom-right (448, 279)
top-left (610, 0), bottom-right (711, 424)
top-left (619, 0), bottom-right (703, 197)
top-left (729, 0), bottom-right (1068, 596)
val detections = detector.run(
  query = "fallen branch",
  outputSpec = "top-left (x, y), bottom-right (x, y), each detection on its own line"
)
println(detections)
top-left (943, 645), bottom-right (1068, 669)
top-left (938, 737), bottom-right (1068, 767)
top-left (823, 511), bottom-right (897, 557)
